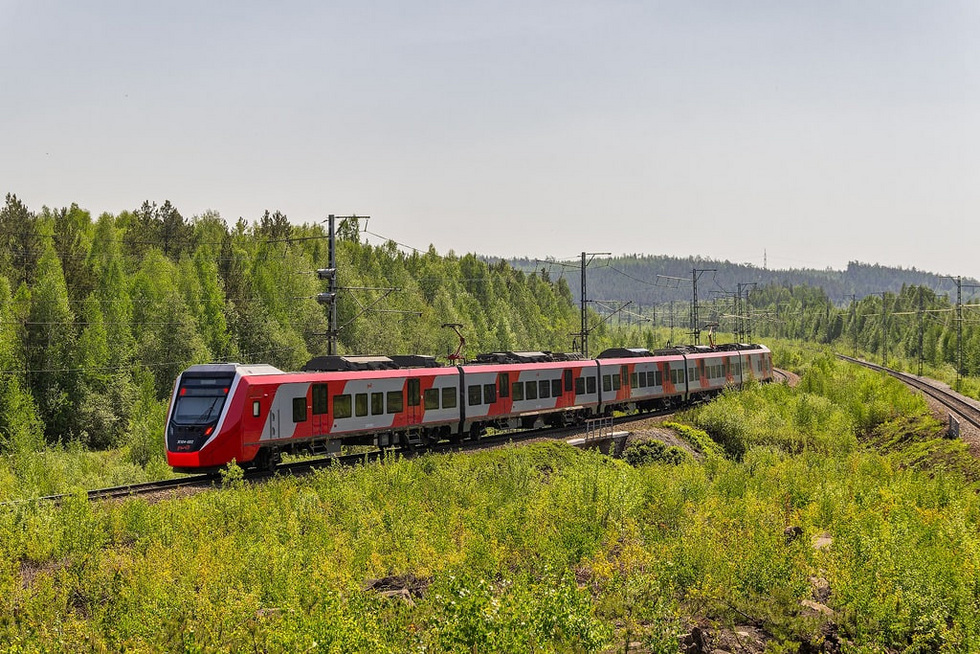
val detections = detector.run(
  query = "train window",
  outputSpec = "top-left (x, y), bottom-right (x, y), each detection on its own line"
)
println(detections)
top-left (602, 375), bottom-right (611, 392)
top-left (407, 379), bottom-right (420, 407)
top-left (587, 376), bottom-right (596, 394)
top-left (689, 367), bottom-right (696, 380)
top-left (252, 400), bottom-right (261, 417)
top-left (442, 387), bottom-right (457, 409)
top-left (387, 391), bottom-right (403, 414)
top-left (564, 370), bottom-right (573, 392)
top-left (371, 392), bottom-right (384, 415)
top-left (499, 373), bottom-right (509, 398)
top-left (621, 366), bottom-right (629, 386)
top-left (539, 380), bottom-right (550, 399)
top-left (551, 379), bottom-right (562, 397)
top-left (334, 394), bottom-right (352, 419)
top-left (468, 385), bottom-right (482, 406)
top-left (292, 397), bottom-right (307, 423)
top-left (631, 372), bottom-right (638, 388)
top-left (355, 393), bottom-right (368, 417)
top-left (312, 383), bottom-right (328, 415)
top-left (638, 372), bottom-right (646, 387)
top-left (655, 370), bottom-right (663, 386)
top-left (424, 388), bottom-right (439, 410)
top-left (575, 377), bottom-right (585, 395)
top-left (512, 381), bottom-right (524, 401)
top-left (526, 380), bottom-right (537, 400)
top-left (612, 374), bottom-right (621, 391)
top-left (484, 383), bottom-right (496, 404)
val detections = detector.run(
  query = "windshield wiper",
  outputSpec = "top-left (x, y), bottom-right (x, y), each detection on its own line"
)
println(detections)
top-left (197, 396), bottom-right (221, 422)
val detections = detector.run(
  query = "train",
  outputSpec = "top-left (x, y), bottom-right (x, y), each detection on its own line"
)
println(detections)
top-left (165, 343), bottom-right (772, 472)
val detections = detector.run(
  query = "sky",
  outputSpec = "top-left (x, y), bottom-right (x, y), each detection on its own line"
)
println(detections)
top-left (2, 1), bottom-right (979, 277)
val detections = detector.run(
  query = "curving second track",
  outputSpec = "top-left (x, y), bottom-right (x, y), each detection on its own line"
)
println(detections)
top-left (837, 354), bottom-right (980, 431)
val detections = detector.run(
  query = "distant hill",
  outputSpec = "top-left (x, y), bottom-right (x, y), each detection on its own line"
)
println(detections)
top-left (506, 255), bottom-right (980, 308)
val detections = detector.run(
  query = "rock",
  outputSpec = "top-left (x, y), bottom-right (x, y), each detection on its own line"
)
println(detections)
top-left (801, 599), bottom-right (835, 616)
top-left (809, 575), bottom-right (831, 603)
top-left (812, 532), bottom-right (833, 550)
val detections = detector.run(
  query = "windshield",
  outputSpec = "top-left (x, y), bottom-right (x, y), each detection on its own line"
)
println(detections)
top-left (172, 373), bottom-right (234, 424)
top-left (173, 395), bottom-right (227, 423)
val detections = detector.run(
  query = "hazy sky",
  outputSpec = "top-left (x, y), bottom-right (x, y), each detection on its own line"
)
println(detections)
top-left (2, 1), bottom-right (979, 277)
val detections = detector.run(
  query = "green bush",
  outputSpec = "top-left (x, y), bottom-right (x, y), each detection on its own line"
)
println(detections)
top-left (624, 440), bottom-right (689, 466)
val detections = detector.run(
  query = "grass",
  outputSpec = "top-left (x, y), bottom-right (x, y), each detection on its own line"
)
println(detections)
top-left (3, 346), bottom-right (980, 651)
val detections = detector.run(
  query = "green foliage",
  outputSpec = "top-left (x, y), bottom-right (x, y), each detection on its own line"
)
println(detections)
top-left (4, 420), bottom-right (980, 651)
top-left (220, 459), bottom-right (245, 489)
top-left (0, 195), bottom-right (585, 465)
top-left (662, 421), bottom-right (726, 459)
top-left (691, 381), bottom-right (857, 459)
top-left (126, 369), bottom-right (168, 467)
top-left (623, 439), bottom-right (689, 466)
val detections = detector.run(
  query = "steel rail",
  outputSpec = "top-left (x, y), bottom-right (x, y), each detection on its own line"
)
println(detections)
top-left (8, 405), bottom-right (688, 506)
top-left (15, 375), bottom-right (778, 506)
top-left (837, 354), bottom-right (980, 431)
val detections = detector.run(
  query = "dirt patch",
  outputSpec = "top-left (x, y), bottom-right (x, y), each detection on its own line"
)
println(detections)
top-left (364, 574), bottom-right (431, 605)
top-left (19, 558), bottom-right (65, 589)
top-left (775, 368), bottom-right (801, 387)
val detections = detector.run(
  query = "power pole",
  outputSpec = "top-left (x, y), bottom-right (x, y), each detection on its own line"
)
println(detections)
top-left (917, 286), bottom-right (924, 377)
top-left (735, 282), bottom-right (756, 342)
top-left (691, 268), bottom-right (716, 345)
top-left (316, 215), bottom-right (342, 355)
top-left (575, 251), bottom-right (611, 357)
top-left (317, 214), bottom-right (424, 357)
top-left (942, 276), bottom-right (980, 384)
top-left (844, 294), bottom-right (857, 358)
top-left (880, 291), bottom-right (888, 367)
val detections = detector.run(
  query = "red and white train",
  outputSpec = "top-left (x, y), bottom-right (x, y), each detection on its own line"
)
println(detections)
top-left (166, 344), bottom-right (772, 472)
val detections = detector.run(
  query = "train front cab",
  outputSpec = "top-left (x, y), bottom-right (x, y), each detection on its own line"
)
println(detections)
top-left (166, 363), bottom-right (283, 472)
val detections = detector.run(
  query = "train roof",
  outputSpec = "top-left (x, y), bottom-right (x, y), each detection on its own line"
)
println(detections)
top-left (470, 351), bottom-right (586, 365)
top-left (596, 348), bottom-right (652, 359)
top-left (302, 354), bottom-right (441, 372)
top-left (183, 363), bottom-right (284, 376)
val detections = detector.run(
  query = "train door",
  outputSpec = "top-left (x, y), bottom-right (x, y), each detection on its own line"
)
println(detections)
top-left (267, 406), bottom-right (281, 440)
top-left (407, 378), bottom-right (422, 425)
top-left (311, 383), bottom-right (329, 437)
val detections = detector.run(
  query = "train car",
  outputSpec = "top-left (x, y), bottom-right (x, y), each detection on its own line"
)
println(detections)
top-left (459, 352), bottom-right (599, 436)
top-left (167, 355), bottom-right (462, 472)
top-left (166, 363), bottom-right (283, 471)
top-left (739, 344), bottom-right (773, 383)
top-left (166, 343), bottom-right (774, 472)
top-left (595, 348), bottom-right (688, 412)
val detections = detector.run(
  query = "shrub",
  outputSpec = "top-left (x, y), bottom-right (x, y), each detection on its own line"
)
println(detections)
top-left (624, 440), bottom-right (689, 466)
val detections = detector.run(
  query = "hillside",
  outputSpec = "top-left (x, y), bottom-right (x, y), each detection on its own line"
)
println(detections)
top-left (509, 254), bottom-right (980, 308)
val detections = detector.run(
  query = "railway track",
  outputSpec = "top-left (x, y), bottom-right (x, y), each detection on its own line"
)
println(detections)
top-left (16, 370), bottom-right (788, 506)
top-left (8, 408), bottom-right (674, 506)
top-left (12, 365), bottom-right (802, 507)
top-left (837, 354), bottom-right (980, 431)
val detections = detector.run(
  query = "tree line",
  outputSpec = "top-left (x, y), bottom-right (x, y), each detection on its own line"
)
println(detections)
top-left (724, 283), bottom-right (980, 376)
top-left (0, 194), bottom-right (587, 457)
top-left (510, 254), bottom-right (980, 308)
